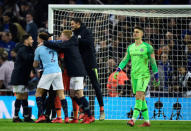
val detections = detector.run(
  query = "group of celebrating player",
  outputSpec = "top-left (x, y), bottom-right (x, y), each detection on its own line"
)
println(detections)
top-left (11, 18), bottom-right (105, 124)
top-left (10, 17), bottom-right (159, 127)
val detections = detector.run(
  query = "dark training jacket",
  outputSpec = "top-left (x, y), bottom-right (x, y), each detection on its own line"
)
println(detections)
top-left (73, 24), bottom-right (97, 69)
top-left (44, 36), bottom-right (87, 77)
top-left (10, 45), bottom-right (34, 85)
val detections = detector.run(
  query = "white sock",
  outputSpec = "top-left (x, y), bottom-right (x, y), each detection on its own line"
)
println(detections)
top-left (132, 118), bottom-right (136, 123)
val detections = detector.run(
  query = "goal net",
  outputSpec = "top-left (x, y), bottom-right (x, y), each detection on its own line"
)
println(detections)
top-left (49, 5), bottom-right (191, 120)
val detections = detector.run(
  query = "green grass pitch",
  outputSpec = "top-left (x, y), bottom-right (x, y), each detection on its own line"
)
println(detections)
top-left (0, 119), bottom-right (191, 131)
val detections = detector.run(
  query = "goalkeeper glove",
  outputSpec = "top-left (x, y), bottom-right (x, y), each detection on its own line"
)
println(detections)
top-left (153, 72), bottom-right (160, 88)
top-left (113, 67), bottom-right (121, 79)
top-left (153, 79), bottom-right (160, 88)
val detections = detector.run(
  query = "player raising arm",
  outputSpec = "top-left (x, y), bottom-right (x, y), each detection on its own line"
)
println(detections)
top-left (114, 26), bottom-right (160, 127)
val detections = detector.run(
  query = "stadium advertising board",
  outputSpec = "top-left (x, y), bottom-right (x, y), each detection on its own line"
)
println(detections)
top-left (0, 96), bottom-right (190, 120)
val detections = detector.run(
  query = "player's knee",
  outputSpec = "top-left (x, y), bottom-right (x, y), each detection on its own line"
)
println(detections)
top-left (58, 94), bottom-right (65, 100)
top-left (135, 92), bottom-right (144, 100)
top-left (35, 88), bottom-right (43, 97)
top-left (70, 89), bottom-right (75, 98)
top-left (22, 93), bottom-right (28, 100)
top-left (16, 93), bottom-right (22, 99)
top-left (56, 90), bottom-right (65, 100)
top-left (135, 95), bottom-right (142, 100)
top-left (74, 90), bottom-right (84, 98)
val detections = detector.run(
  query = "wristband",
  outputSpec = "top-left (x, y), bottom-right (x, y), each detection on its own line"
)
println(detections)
top-left (116, 67), bottom-right (121, 72)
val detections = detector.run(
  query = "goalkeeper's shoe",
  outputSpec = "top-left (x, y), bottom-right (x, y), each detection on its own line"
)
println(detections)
top-left (70, 118), bottom-right (79, 123)
top-left (99, 111), bottom-right (105, 120)
top-left (51, 117), bottom-right (62, 123)
top-left (35, 115), bottom-right (46, 123)
top-left (127, 120), bottom-right (135, 127)
top-left (138, 122), bottom-right (151, 127)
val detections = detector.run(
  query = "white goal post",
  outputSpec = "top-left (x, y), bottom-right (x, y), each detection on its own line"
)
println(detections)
top-left (48, 5), bottom-right (191, 34)
top-left (48, 5), bottom-right (191, 120)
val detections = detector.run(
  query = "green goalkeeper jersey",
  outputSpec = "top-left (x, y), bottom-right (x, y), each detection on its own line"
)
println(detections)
top-left (119, 42), bottom-right (154, 79)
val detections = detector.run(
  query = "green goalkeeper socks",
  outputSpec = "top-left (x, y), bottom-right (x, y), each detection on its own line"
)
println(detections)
top-left (132, 100), bottom-right (142, 120)
top-left (141, 100), bottom-right (149, 121)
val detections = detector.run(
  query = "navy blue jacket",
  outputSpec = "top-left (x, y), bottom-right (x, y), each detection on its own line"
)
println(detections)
top-left (10, 45), bottom-right (34, 85)
top-left (44, 36), bottom-right (87, 77)
top-left (73, 24), bottom-right (97, 70)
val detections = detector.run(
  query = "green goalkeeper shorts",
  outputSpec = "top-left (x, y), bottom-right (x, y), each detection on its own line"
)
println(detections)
top-left (131, 76), bottom-right (150, 94)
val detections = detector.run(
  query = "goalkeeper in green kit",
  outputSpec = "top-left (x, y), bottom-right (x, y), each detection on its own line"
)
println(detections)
top-left (114, 26), bottom-right (160, 127)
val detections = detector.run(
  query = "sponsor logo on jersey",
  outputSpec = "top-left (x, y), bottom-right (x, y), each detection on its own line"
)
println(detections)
top-left (140, 48), bottom-right (144, 52)
top-left (131, 54), bottom-right (143, 56)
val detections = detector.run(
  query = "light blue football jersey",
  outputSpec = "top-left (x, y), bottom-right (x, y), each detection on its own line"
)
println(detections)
top-left (34, 45), bottom-right (61, 74)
